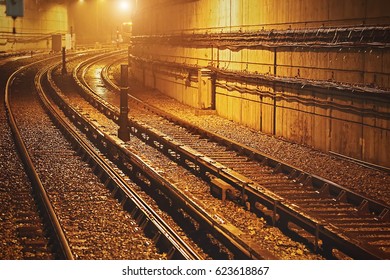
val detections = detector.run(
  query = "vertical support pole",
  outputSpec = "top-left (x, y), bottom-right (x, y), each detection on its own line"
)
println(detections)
top-left (315, 223), bottom-right (321, 252)
top-left (70, 26), bottom-right (74, 50)
top-left (272, 47), bottom-right (277, 135)
top-left (273, 47), bottom-right (277, 77)
top-left (118, 64), bottom-right (130, 141)
top-left (272, 200), bottom-right (279, 226)
top-left (211, 46), bottom-right (214, 67)
top-left (12, 16), bottom-right (17, 34)
top-left (116, 26), bottom-right (119, 48)
top-left (217, 48), bottom-right (220, 69)
top-left (211, 72), bottom-right (216, 110)
top-left (61, 47), bottom-right (67, 75)
top-left (241, 183), bottom-right (246, 205)
top-left (128, 45), bottom-right (132, 77)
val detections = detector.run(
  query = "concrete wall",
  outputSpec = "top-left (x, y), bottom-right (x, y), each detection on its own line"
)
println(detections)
top-left (132, 0), bottom-right (390, 167)
top-left (0, 1), bottom-right (68, 52)
top-left (67, 1), bottom-right (133, 45)
top-left (134, 0), bottom-right (390, 34)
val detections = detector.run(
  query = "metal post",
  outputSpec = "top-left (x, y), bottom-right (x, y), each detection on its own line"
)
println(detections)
top-left (12, 17), bottom-right (17, 34)
top-left (118, 64), bottom-right (130, 141)
top-left (128, 45), bottom-right (132, 77)
top-left (272, 47), bottom-right (277, 135)
top-left (61, 47), bottom-right (67, 75)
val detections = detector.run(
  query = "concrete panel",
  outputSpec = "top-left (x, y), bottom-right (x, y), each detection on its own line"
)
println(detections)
top-left (360, 110), bottom-right (390, 167)
top-left (261, 96), bottom-right (275, 135)
top-left (317, 93), bottom-right (332, 151)
top-left (241, 90), bottom-right (261, 130)
top-left (330, 117), bottom-right (362, 159)
top-left (365, 50), bottom-right (383, 73)
top-left (284, 100), bottom-right (300, 142)
top-left (328, 0), bottom-right (365, 21)
top-left (366, 0), bottom-right (390, 18)
top-left (302, 0), bottom-right (329, 22)
top-left (135, 0), bottom-right (390, 33)
top-left (275, 98), bottom-right (285, 137)
top-left (247, 49), bottom-right (274, 74)
top-left (216, 87), bottom-right (229, 119)
top-left (229, 90), bottom-right (242, 123)
top-left (299, 98), bottom-right (315, 146)
top-left (329, 94), bottom-right (364, 159)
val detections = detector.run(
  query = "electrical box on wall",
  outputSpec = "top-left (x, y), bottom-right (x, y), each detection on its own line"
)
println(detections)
top-left (6, 0), bottom-right (24, 18)
top-left (52, 34), bottom-right (62, 52)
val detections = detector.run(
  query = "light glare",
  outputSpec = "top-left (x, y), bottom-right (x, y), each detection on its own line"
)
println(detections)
top-left (119, 0), bottom-right (130, 11)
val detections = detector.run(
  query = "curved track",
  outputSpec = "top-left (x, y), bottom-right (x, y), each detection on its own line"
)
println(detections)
top-left (4, 51), bottom-right (202, 259)
top-left (79, 53), bottom-right (389, 259)
top-left (68, 53), bottom-right (319, 260)
top-left (64, 52), bottom-right (282, 260)
top-left (5, 56), bottom-right (74, 259)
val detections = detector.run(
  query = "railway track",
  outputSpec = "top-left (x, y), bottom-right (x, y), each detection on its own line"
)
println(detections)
top-left (76, 53), bottom-right (389, 259)
top-left (51, 51), bottom-right (284, 260)
top-left (2, 56), bottom-right (72, 259)
top-left (4, 52), bottom-right (202, 259)
top-left (61, 53), bottom-right (314, 259)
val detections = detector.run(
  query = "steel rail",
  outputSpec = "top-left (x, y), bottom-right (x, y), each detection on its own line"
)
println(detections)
top-left (102, 67), bottom-right (390, 219)
top-left (42, 60), bottom-right (203, 260)
top-left (4, 56), bottom-right (74, 260)
top-left (72, 52), bottom-right (277, 260)
top-left (97, 58), bottom-right (390, 259)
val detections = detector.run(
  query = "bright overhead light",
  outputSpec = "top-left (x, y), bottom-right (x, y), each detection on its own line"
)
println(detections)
top-left (118, 0), bottom-right (130, 11)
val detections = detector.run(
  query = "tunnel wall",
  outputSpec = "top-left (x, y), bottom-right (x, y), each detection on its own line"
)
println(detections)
top-left (66, 1), bottom-right (133, 45)
top-left (0, 1), bottom-right (68, 52)
top-left (134, 0), bottom-right (389, 33)
top-left (131, 0), bottom-right (390, 167)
